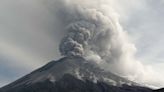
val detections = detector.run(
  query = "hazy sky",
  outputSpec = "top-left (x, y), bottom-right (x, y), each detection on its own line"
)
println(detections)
top-left (0, 0), bottom-right (164, 88)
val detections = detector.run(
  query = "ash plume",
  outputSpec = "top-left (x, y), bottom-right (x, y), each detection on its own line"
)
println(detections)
top-left (46, 0), bottom-right (164, 88)
top-left (56, 0), bottom-right (137, 78)
top-left (57, 0), bottom-right (135, 69)
top-left (59, 21), bottom-right (92, 57)
top-left (58, 4), bottom-right (121, 58)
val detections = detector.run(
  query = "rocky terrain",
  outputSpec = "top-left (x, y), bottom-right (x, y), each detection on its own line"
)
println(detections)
top-left (0, 57), bottom-right (162, 92)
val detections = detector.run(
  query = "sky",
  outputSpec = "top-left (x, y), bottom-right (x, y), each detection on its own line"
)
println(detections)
top-left (0, 0), bottom-right (164, 88)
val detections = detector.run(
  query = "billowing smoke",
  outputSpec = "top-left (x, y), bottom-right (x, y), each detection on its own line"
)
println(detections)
top-left (59, 21), bottom-right (92, 57)
top-left (58, 3), bottom-right (123, 59)
top-left (57, 0), bottom-right (136, 71)
top-left (46, 0), bottom-right (164, 88)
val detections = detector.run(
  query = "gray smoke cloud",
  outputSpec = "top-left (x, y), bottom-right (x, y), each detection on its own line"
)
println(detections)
top-left (58, 3), bottom-right (122, 59)
top-left (55, 0), bottom-right (137, 76)
top-left (57, 1), bottom-right (136, 70)
top-left (46, 0), bottom-right (164, 88)
top-left (59, 21), bottom-right (92, 56)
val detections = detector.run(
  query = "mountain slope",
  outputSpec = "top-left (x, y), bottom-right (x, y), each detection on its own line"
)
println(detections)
top-left (0, 56), bottom-right (152, 92)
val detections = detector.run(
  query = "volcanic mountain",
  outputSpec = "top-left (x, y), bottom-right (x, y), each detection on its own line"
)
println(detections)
top-left (0, 56), bottom-right (154, 92)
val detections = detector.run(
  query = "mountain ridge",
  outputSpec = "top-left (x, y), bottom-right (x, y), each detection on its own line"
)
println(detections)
top-left (0, 56), bottom-right (158, 92)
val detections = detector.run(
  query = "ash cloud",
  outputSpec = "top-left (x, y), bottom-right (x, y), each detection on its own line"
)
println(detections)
top-left (59, 21), bottom-right (92, 57)
top-left (57, 0), bottom-right (135, 68)
top-left (58, 3), bottom-right (121, 59)
top-left (46, 0), bottom-right (164, 88)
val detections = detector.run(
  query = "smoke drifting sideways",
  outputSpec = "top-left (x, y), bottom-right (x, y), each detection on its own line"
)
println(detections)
top-left (48, 0), bottom-right (164, 88)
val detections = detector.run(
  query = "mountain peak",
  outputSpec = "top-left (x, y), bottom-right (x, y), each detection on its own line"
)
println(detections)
top-left (0, 57), bottom-right (150, 92)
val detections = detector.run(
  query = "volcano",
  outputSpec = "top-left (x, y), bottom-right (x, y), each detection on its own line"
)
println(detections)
top-left (0, 57), bottom-right (154, 92)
